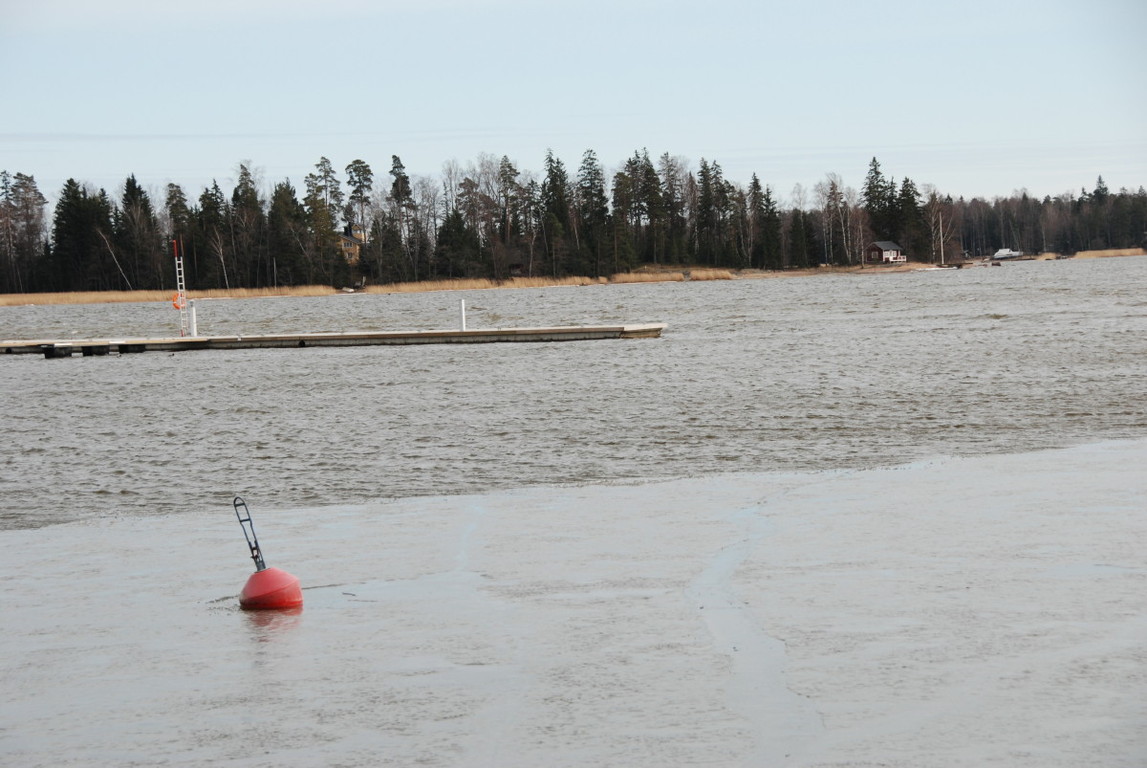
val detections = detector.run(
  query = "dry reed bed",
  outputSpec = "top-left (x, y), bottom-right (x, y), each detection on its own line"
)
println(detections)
top-left (0, 285), bottom-right (339, 307)
top-left (1070, 247), bottom-right (1146, 259)
top-left (0, 269), bottom-right (738, 307)
top-left (15, 252), bottom-right (1147, 307)
top-left (365, 276), bottom-right (607, 294)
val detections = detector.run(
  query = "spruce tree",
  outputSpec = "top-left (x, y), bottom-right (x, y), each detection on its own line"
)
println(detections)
top-left (635, 150), bottom-right (665, 264)
top-left (434, 208), bottom-right (481, 279)
top-left (658, 153), bottom-right (689, 263)
top-left (541, 150), bottom-right (571, 275)
top-left (696, 159), bottom-right (717, 265)
top-left (50, 179), bottom-right (116, 291)
top-left (761, 184), bottom-right (783, 270)
top-left (788, 208), bottom-right (809, 268)
top-left (575, 149), bottom-right (610, 277)
top-left (862, 157), bottom-right (896, 240)
top-left (748, 174), bottom-right (766, 269)
top-left (896, 178), bottom-right (924, 257)
top-left (114, 174), bottom-right (162, 289)
top-left (230, 164), bottom-right (266, 287)
top-left (267, 180), bottom-right (308, 286)
top-left (198, 181), bottom-right (231, 288)
top-left (610, 166), bottom-right (636, 272)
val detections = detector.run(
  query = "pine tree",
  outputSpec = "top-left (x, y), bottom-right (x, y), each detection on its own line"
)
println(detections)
top-left (0, 171), bottom-right (47, 292)
top-left (388, 155), bottom-right (412, 207)
top-left (165, 184), bottom-right (190, 239)
top-left (304, 157), bottom-right (347, 286)
top-left (495, 155), bottom-right (521, 246)
top-left (344, 159), bottom-right (374, 238)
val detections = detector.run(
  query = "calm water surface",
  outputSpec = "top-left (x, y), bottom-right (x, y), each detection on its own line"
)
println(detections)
top-left (2, 257), bottom-right (1145, 529)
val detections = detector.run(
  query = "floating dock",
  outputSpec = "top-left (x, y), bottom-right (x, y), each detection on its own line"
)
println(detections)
top-left (2, 324), bottom-right (667, 358)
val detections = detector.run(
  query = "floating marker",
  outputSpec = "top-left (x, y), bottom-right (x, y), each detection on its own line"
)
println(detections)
top-left (234, 496), bottom-right (302, 610)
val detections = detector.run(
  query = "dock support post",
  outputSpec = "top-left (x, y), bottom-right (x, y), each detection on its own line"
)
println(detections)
top-left (460, 299), bottom-right (467, 331)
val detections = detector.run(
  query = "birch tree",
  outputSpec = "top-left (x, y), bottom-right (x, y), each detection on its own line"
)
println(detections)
top-left (922, 184), bottom-right (959, 263)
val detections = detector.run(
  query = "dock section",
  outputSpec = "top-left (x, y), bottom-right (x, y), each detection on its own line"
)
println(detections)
top-left (2, 323), bottom-right (667, 358)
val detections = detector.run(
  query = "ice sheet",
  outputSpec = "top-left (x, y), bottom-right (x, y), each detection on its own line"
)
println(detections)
top-left (2, 440), bottom-right (1145, 767)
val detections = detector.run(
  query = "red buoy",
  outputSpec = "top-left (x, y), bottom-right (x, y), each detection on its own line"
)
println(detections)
top-left (239, 566), bottom-right (303, 610)
top-left (233, 496), bottom-right (303, 611)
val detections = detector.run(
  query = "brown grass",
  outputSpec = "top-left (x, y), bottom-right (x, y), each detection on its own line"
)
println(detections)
top-left (687, 268), bottom-right (735, 281)
top-left (0, 285), bottom-right (338, 307)
top-left (610, 271), bottom-right (687, 283)
top-left (5, 249), bottom-right (1142, 307)
top-left (1070, 248), bottom-right (1147, 259)
top-left (1, 273), bottom-right (681, 306)
top-left (609, 267), bottom-right (734, 282)
top-left (364, 276), bottom-right (607, 294)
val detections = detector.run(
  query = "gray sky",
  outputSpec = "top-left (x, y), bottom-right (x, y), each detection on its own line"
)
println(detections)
top-left (2, 0), bottom-right (1144, 205)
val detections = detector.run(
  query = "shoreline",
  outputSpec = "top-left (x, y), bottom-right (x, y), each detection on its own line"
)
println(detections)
top-left (2, 248), bottom-right (1142, 307)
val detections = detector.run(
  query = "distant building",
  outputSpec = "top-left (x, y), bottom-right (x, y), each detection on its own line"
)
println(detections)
top-left (866, 241), bottom-right (906, 264)
top-left (338, 225), bottom-right (368, 264)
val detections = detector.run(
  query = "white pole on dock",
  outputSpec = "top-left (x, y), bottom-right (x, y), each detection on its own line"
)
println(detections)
top-left (189, 300), bottom-right (198, 337)
top-left (460, 299), bottom-right (467, 331)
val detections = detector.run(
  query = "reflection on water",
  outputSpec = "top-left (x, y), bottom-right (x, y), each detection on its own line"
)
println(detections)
top-left (245, 605), bottom-right (304, 641)
top-left (2, 257), bottom-right (1146, 528)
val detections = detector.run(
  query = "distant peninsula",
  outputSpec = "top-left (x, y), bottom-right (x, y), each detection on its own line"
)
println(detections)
top-left (2, 154), bottom-right (1143, 296)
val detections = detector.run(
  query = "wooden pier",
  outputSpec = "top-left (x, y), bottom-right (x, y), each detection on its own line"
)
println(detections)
top-left (2, 324), bottom-right (666, 358)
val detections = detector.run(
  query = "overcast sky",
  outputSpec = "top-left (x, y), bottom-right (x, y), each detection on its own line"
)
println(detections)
top-left (2, 0), bottom-right (1144, 207)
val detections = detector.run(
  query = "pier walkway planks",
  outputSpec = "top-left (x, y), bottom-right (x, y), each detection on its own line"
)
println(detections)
top-left (2, 323), bottom-right (667, 358)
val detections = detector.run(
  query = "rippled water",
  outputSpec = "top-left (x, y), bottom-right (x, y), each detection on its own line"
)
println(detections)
top-left (3, 257), bottom-right (1145, 529)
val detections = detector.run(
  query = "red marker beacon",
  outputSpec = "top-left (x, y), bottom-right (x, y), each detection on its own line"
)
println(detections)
top-left (233, 496), bottom-right (303, 610)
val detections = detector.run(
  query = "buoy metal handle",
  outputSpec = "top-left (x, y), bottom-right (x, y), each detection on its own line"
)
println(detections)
top-left (233, 496), bottom-right (267, 572)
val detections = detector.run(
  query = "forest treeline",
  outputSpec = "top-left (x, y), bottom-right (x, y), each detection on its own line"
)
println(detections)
top-left (1, 152), bottom-right (1144, 294)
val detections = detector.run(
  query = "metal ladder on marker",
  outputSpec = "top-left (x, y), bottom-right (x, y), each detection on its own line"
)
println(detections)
top-left (173, 241), bottom-right (189, 337)
top-left (234, 496), bottom-right (267, 571)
